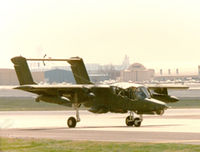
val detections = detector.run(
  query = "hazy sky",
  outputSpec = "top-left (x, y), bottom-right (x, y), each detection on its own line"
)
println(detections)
top-left (1, 0), bottom-right (200, 74)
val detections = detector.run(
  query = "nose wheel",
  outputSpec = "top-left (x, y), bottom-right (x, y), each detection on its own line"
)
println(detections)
top-left (133, 117), bottom-right (142, 127)
top-left (125, 111), bottom-right (143, 127)
top-left (126, 116), bottom-right (134, 126)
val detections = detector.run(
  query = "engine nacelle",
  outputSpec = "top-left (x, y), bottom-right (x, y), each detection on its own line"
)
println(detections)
top-left (35, 95), bottom-right (72, 107)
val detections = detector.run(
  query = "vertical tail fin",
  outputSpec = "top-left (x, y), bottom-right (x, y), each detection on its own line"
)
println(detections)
top-left (11, 56), bottom-right (36, 85)
top-left (67, 57), bottom-right (93, 84)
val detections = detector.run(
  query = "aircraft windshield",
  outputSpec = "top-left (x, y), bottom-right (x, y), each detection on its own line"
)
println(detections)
top-left (113, 86), bottom-right (151, 100)
top-left (135, 87), bottom-right (151, 99)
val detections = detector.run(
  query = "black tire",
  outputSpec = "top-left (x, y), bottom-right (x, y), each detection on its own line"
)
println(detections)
top-left (125, 116), bottom-right (134, 126)
top-left (133, 117), bottom-right (141, 127)
top-left (67, 117), bottom-right (77, 128)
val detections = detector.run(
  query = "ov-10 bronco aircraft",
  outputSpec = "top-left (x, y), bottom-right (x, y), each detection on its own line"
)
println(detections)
top-left (11, 56), bottom-right (188, 128)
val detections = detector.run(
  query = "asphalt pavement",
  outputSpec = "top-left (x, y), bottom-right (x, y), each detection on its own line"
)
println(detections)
top-left (1, 109), bottom-right (200, 144)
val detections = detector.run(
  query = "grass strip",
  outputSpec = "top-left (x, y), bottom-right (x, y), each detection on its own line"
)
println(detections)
top-left (1, 137), bottom-right (200, 152)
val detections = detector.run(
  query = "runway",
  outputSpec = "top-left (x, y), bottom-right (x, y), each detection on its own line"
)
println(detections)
top-left (1, 109), bottom-right (200, 144)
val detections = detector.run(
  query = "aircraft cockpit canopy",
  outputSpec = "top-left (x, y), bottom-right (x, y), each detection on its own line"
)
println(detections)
top-left (135, 86), bottom-right (151, 99)
top-left (112, 85), bottom-right (151, 100)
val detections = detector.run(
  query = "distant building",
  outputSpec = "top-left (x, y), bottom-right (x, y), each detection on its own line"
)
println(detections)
top-left (154, 75), bottom-right (199, 81)
top-left (32, 71), bottom-right (45, 83)
top-left (45, 69), bottom-right (75, 84)
top-left (198, 66), bottom-right (200, 78)
top-left (154, 66), bottom-right (200, 81)
top-left (89, 74), bottom-right (110, 83)
top-left (0, 68), bottom-right (44, 85)
top-left (44, 69), bottom-right (110, 84)
top-left (0, 69), bottom-right (18, 85)
top-left (120, 63), bottom-right (155, 82)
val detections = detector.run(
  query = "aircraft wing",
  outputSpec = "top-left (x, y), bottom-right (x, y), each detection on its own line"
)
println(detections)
top-left (15, 84), bottom-right (89, 95)
top-left (14, 84), bottom-right (109, 106)
top-left (14, 84), bottom-right (109, 96)
top-left (147, 84), bottom-right (189, 90)
top-left (145, 84), bottom-right (189, 103)
top-left (146, 84), bottom-right (189, 94)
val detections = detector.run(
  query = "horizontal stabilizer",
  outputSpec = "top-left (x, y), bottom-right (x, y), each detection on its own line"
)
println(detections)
top-left (26, 56), bottom-right (93, 84)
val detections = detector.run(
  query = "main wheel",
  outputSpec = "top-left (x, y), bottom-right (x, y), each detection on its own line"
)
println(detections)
top-left (125, 116), bottom-right (134, 126)
top-left (67, 117), bottom-right (77, 128)
top-left (133, 117), bottom-right (141, 127)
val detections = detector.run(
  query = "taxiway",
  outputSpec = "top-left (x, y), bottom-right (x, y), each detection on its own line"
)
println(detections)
top-left (1, 109), bottom-right (200, 144)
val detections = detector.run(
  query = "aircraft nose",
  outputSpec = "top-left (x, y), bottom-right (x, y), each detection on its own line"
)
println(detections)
top-left (144, 98), bottom-right (169, 114)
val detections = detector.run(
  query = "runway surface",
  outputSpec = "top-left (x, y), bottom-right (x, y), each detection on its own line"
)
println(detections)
top-left (1, 109), bottom-right (200, 144)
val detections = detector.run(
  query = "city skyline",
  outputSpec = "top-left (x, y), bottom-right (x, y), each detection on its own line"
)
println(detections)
top-left (7, 55), bottom-right (200, 76)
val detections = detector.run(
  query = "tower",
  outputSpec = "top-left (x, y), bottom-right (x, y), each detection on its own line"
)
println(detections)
top-left (122, 55), bottom-right (130, 69)
top-left (176, 68), bottom-right (179, 75)
top-left (160, 69), bottom-right (163, 75)
top-left (168, 69), bottom-right (171, 75)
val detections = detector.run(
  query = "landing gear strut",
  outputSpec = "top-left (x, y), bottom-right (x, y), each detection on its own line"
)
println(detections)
top-left (125, 111), bottom-right (143, 127)
top-left (67, 93), bottom-right (81, 128)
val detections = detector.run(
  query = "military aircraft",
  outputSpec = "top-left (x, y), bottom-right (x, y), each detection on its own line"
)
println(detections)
top-left (11, 56), bottom-right (188, 128)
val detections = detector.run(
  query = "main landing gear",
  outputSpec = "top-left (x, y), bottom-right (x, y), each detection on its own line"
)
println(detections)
top-left (125, 111), bottom-right (143, 127)
top-left (67, 103), bottom-right (81, 128)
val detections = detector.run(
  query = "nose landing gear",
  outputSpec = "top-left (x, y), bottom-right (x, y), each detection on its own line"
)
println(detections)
top-left (125, 111), bottom-right (143, 127)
